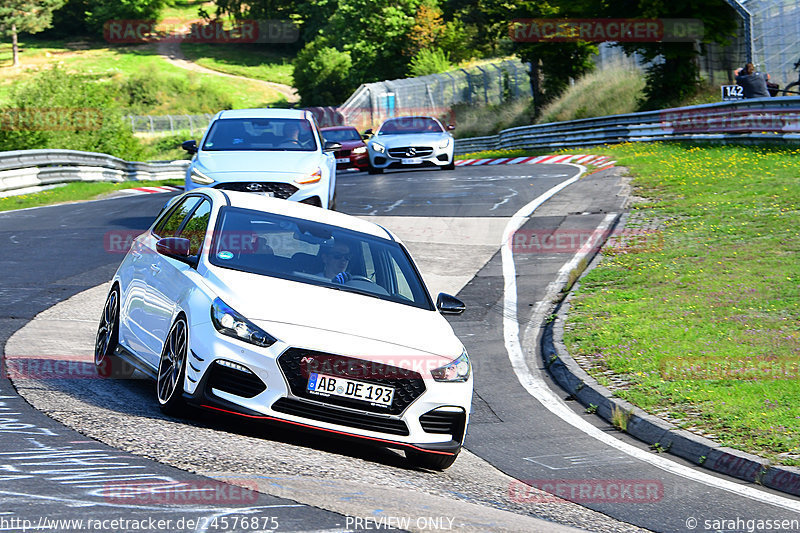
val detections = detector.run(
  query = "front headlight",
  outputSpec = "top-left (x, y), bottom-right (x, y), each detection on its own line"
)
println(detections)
top-left (438, 138), bottom-right (451, 149)
top-left (190, 167), bottom-right (214, 185)
top-left (371, 142), bottom-right (385, 154)
top-left (211, 298), bottom-right (276, 348)
top-left (430, 350), bottom-right (471, 382)
top-left (353, 146), bottom-right (367, 154)
top-left (295, 168), bottom-right (322, 185)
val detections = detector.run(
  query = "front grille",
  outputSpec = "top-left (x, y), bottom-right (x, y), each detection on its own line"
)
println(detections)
top-left (420, 409), bottom-right (466, 441)
top-left (387, 146), bottom-right (434, 158)
top-left (277, 348), bottom-right (426, 415)
top-left (207, 361), bottom-right (266, 398)
top-left (334, 149), bottom-right (351, 158)
top-left (271, 397), bottom-right (409, 436)
top-left (214, 182), bottom-right (298, 199)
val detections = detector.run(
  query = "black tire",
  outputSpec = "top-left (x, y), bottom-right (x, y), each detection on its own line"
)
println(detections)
top-left (367, 163), bottom-right (383, 174)
top-left (442, 158), bottom-right (456, 171)
top-left (94, 287), bottom-right (135, 379)
top-left (157, 316), bottom-right (189, 416)
top-left (329, 190), bottom-right (337, 211)
top-left (406, 448), bottom-right (460, 470)
top-left (782, 81), bottom-right (799, 96)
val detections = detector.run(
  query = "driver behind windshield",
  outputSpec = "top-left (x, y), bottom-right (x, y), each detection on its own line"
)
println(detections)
top-left (317, 241), bottom-right (353, 284)
top-left (279, 120), bottom-right (313, 149)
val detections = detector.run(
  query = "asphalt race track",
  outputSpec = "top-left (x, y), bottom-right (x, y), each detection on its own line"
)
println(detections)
top-left (1, 164), bottom-right (799, 532)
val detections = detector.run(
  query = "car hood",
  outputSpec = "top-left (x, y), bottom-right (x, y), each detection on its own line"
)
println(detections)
top-left (371, 132), bottom-right (451, 149)
top-left (202, 267), bottom-right (462, 363)
top-left (195, 150), bottom-right (322, 177)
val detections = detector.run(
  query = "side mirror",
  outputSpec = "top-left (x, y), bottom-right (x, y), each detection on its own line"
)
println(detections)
top-left (156, 237), bottom-right (197, 267)
top-left (436, 293), bottom-right (465, 315)
top-left (181, 140), bottom-right (198, 154)
top-left (447, 124), bottom-right (455, 131)
top-left (323, 141), bottom-right (342, 152)
top-left (362, 129), bottom-right (373, 139)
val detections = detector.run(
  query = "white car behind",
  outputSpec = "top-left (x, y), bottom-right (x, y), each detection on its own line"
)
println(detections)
top-left (366, 116), bottom-right (455, 174)
top-left (182, 108), bottom-right (339, 209)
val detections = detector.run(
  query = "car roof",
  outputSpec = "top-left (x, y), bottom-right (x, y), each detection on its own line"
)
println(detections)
top-left (204, 189), bottom-right (397, 241)
top-left (381, 115), bottom-right (441, 122)
top-left (216, 108), bottom-right (310, 120)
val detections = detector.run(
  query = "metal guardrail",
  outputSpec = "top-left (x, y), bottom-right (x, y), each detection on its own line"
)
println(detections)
top-left (0, 149), bottom-right (189, 194)
top-left (455, 96), bottom-right (800, 154)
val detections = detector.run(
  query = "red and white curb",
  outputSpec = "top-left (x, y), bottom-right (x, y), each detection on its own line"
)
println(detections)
top-left (117, 185), bottom-right (182, 195)
top-left (456, 154), bottom-right (616, 169)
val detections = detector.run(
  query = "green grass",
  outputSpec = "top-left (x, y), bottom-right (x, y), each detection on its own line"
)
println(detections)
top-left (160, 0), bottom-right (211, 21)
top-left (451, 99), bottom-right (533, 139)
top-left (556, 142), bottom-right (800, 464)
top-left (537, 67), bottom-right (645, 124)
top-left (0, 39), bottom-right (287, 112)
top-left (139, 131), bottom-right (196, 161)
top-left (0, 179), bottom-right (183, 212)
top-left (180, 43), bottom-right (295, 86)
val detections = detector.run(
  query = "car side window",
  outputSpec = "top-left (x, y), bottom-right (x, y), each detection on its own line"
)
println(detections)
top-left (153, 197), bottom-right (202, 238)
top-left (178, 200), bottom-right (212, 256)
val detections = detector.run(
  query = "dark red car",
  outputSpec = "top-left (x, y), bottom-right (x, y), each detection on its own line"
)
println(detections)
top-left (320, 126), bottom-right (369, 171)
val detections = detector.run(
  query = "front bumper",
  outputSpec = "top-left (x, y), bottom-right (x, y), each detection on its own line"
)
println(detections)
top-left (183, 324), bottom-right (471, 454)
top-left (368, 145), bottom-right (453, 169)
top-left (184, 172), bottom-right (330, 208)
top-left (335, 151), bottom-right (369, 171)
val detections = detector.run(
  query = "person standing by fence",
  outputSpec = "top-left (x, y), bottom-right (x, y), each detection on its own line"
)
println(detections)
top-left (735, 63), bottom-right (771, 98)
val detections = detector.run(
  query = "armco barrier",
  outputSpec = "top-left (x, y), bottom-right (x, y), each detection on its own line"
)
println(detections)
top-left (0, 149), bottom-right (189, 194)
top-left (454, 96), bottom-right (800, 154)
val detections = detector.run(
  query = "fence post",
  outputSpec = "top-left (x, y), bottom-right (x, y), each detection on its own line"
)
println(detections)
top-left (187, 115), bottom-right (194, 136)
top-left (475, 65), bottom-right (489, 104)
top-left (168, 115), bottom-right (174, 134)
top-left (460, 68), bottom-right (473, 105)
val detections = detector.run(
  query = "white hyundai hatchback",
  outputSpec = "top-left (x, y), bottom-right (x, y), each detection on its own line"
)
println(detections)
top-left (182, 109), bottom-right (339, 209)
top-left (95, 188), bottom-right (472, 469)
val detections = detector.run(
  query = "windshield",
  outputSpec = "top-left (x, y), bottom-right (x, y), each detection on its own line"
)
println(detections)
top-left (322, 128), bottom-right (362, 142)
top-left (208, 207), bottom-right (434, 310)
top-left (202, 118), bottom-right (318, 152)
top-left (378, 117), bottom-right (444, 135)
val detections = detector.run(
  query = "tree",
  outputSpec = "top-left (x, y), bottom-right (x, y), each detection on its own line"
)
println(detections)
top-left (293, 38), bottom-right (353, 106)
top-left (0, 0), bottom-right (64, 66)
top-left (585, 0), bottom-right (738, 109)
top-left (323, 0), bottom-right (421, 83)
top-left (474, 0), bottom-right (597, 116)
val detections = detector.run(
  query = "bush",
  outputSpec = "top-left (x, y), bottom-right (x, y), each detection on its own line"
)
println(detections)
top-left (408, 48), bottom-right (453, 77)
top-left (537, 67), bottom-right (645, 124)
top-left (0, 67), bottom-right (143, 160)
top-left (293, 38), bottom-right (354, 106)
top-left (450, 99), bottom-right (533, 139)
top-left (119, 64), bottom-right (235, 114)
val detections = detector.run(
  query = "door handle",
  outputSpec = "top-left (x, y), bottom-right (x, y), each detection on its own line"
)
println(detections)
top-left (150, 264), bottom-right (161, 274)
